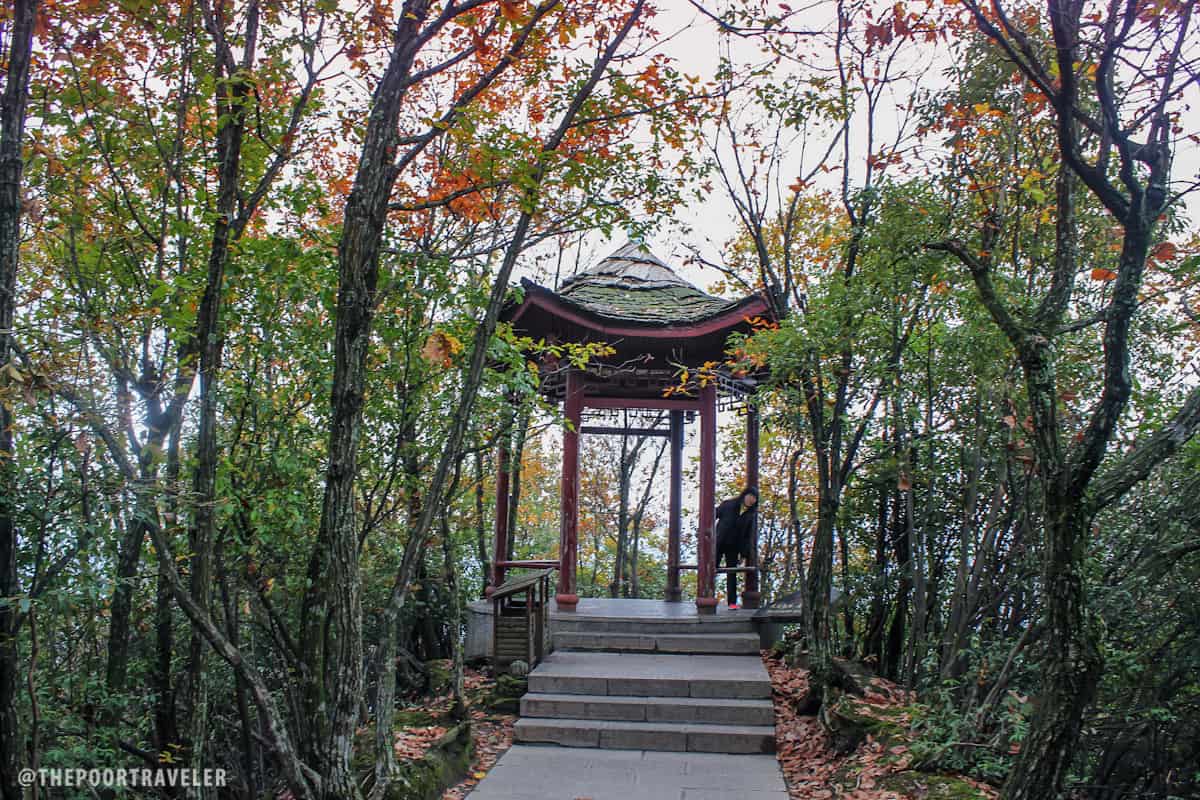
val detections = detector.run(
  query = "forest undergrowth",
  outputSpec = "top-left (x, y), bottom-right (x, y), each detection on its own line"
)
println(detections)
top-left (765, 652), bottom-right (999, 800)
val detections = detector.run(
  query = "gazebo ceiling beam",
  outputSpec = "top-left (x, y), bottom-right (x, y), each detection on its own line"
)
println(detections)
top-left (578, 425), bottom-right (671, 438)
top-left (583, 396), bottom-right (700, 411)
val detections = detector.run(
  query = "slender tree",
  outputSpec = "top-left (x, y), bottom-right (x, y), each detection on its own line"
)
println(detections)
top-left (0, 4), bottom-right (40, 797)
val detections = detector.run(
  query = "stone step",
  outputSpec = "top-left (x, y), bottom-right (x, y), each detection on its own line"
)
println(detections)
top-left (552, 617), bottom-right (756, 636)
top-left (554, 631), bottom-right (761, 655)
top-left (527, 652), bottom-right (771, 699)
top-left (514, 717), bottom-right (776, 754)
top-left (521, 692), bottom-right (775, 726)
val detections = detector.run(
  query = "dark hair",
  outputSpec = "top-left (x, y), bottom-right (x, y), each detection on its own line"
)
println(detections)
top-left (739, 486), bottom-right (759, 501)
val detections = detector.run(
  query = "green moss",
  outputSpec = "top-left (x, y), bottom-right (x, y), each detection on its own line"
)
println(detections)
top-left (393, 708), bottom-right (439, 728)
top-left (878, 771), bottom-right (993, 799)
top-left (425, 659), bottom-right (453, 696)
top-left (364, 722), bottom-right (474, 800)
top-left (351, 735), bottom-right (374, 775)
top-left (493, 674), bottom-right (528, 698)
top-left (823, 695), bottom-right (910, 753)
top-left (480, 674), bottom-right (523, 713)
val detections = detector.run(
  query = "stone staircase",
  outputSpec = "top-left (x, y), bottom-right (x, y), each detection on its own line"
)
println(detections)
top-left (514, 613), bottom-right (776, 754)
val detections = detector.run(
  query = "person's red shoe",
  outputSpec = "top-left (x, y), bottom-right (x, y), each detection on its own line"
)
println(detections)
top-left (728, 603), bottom-right (739, 610)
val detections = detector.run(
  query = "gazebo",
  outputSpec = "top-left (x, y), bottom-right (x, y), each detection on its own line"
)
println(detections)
top-left (490, 242), bottom-right (771, 613)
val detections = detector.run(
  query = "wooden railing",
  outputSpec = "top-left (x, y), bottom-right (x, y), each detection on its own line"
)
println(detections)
top-left (495, 559), bottom-right (559, 570)
top-left (490, 567), bottom-right (555, 670)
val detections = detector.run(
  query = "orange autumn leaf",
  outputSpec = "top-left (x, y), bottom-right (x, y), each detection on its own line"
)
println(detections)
top-left (422, 331), bottom-right (462, 368)
top-left (1150, 241), bottom-right (1178, 262)
top-left (499, 0), bottom-right (524, 23)
top-left (1091, 267), bottom-right (1117, 281)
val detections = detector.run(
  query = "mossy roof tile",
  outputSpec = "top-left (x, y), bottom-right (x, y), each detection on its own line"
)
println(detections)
top-left (556, 242), bottom-right (740, 325)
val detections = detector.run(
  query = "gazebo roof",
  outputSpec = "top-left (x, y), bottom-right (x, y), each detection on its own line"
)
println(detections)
top-left (554, 242), bottom-right (744, 325)
top-left (510, 242), bottom-right (767, 336)
top-left (503, 242), bottom-right (771, 403)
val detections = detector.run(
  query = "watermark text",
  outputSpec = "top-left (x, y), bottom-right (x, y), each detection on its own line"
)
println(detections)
top-left (18, 767), bottom-right (227, 790)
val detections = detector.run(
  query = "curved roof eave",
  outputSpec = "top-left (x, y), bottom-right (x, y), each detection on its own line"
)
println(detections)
top-left (507, 278), bottom-right (772, 340)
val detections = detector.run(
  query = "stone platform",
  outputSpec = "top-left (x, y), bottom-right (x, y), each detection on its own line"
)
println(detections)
top-left (466, 597), bottom-right (760, 660)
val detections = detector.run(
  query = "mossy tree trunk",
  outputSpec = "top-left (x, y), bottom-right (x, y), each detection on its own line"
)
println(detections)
top-left (0, 4), bottom-right (38, 799)
top-left (940, 4), bottom-right (1200, 791)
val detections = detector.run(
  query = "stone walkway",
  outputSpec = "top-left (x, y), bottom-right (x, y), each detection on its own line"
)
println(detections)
top-left (468, 598), bottom-right (788, 798)
top-left (466, 744), bottom-right (790, 799)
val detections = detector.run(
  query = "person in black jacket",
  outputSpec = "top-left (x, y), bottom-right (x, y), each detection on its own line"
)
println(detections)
top-left (714, 486), bottom-right (758, 609)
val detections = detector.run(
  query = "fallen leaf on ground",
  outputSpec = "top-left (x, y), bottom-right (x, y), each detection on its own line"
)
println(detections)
top-left (762, 651), bottom-right (1000, 800)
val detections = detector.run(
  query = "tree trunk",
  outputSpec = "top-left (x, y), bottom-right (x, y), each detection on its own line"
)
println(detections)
top-left (612, 433), bottom-right (631, 597)
top-left (473, 450), bottom-right (490, 597)
top-left (837, 526), bottom-right (853, 645)
top-left (940, 392), bottom-right (982, 681)
top-left (366, 9), bottom-right (645, 793)
top-left (943, 1), bottom-right (1199, 788)
top-left (106, 422), bottom-right (184, 697)
top-left (300, 5), bottom-right (435, 796)
top-left (806, 485), bottom-right (838, 691)
top-left (218, 545), bottom-right (259, 799)
top-left (414, 559), bottom-right (440, 660)
top-left (185, 7), bottom-right (260, 789)
top-left (439, 466), bottom-right (466, 721)
top-left (1002, 509), bottom-right (1102, 799)
top-left (787, 449), bottom-right (807, 603)
top-left (862, 483), bottom-right (888, 666)
top-left (144, 521), bottom-right (317, 799)
top-left (629, 439), bottom-right (666, 600)
top-left (902, 471), bottom-right (924, 687)
top-left (105, 487), bottom-right (155, 693)
top-left (153, 418), bottom-right (183, 790)
top-left (0, 4), bottom-right (38, 798)
top-left (506, 404), bottom-right (530, 552)
top-left (885, 492), bottom-right (910, 681)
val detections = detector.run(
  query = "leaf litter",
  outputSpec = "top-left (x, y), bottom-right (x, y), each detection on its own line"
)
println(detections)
top-left (764, 651), bottom-right (999, 800)
top-left (440, 668), bottom-right (516, 800)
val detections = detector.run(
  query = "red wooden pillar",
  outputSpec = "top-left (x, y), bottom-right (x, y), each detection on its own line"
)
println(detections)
top-left (666, 409), bottom-right (684, 602)
top-left (743, 404), bottom-right (761, 609)
top-left (696, 383), bottom-right (718, 614)
top-left (485, 434), bottom-right (511, 597)
top-left (556, 370), bottom-right (583, 610)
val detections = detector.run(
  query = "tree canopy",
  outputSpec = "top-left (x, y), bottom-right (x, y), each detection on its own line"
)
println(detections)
top-left (0, 1), bottom-right (1197, 798)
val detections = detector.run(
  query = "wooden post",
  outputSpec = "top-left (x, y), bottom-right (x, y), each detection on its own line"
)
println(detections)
top-left (485, 434), bottom-right (511, 597)
top-left (666, 409), bottom-right (684, 602)
top-left (696, 383), bottom-right (718, 614)
top-left (743, 404), bottom-right (761, 609)
top-left (556, 370), bottom-right (583, 610)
